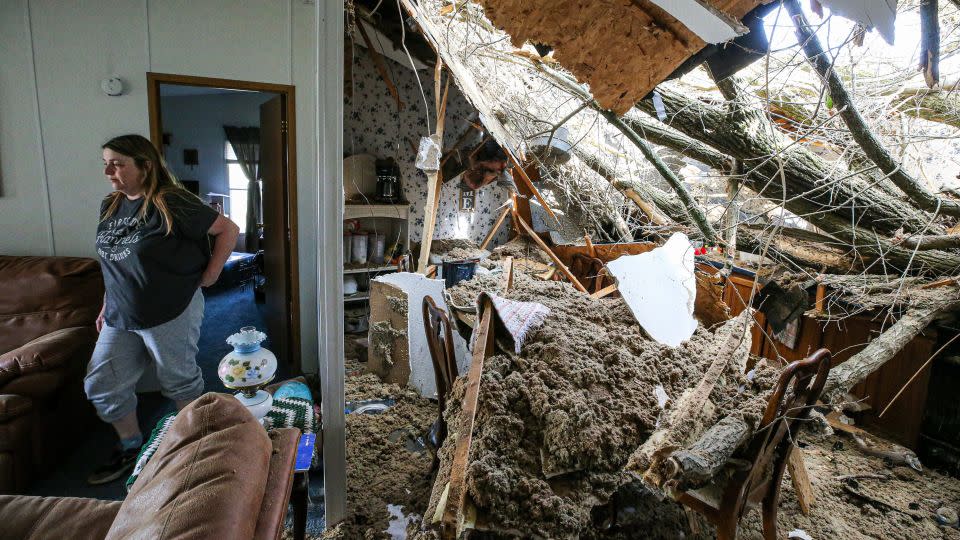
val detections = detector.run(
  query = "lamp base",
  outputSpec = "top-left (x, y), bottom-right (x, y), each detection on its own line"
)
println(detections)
top-left (234, 390), bottom-right (273, 422)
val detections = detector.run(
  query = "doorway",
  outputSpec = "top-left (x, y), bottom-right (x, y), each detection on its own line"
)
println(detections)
top-left (147, 72), bottom-right (300, 373)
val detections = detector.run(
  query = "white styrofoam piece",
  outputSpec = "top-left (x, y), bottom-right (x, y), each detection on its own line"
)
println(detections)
top-left (788, 530), bottom-right (814, 540)
top-left (354, 19), bottom-right (428, 70)
top-left (376, 272), bottom-right (471, 398)
top-left (648, 0), bottom-right (748, 44)
top-left (606, 232), bottom-right (698, 347)
top-left (818, 0), bottom-right (897, 45)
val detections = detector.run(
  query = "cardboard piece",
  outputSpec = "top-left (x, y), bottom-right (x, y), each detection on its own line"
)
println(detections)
top-left (374, 272), bottom-right (470, 398)
top-left (606, 232), bottom-right (698, 347)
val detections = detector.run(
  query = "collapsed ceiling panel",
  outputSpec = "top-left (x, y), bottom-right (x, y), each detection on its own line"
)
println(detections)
top-left (474, 0), bottom-right (767, 114)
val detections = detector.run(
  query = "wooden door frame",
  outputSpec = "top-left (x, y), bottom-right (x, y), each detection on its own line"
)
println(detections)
top-left (146, 72), bottom-right (301, 372)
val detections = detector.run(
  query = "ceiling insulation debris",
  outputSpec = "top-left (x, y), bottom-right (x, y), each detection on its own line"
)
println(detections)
top-left (474, 0), bottom-right (766, 114)
top-left (401, 0), bottom-right (713, 243)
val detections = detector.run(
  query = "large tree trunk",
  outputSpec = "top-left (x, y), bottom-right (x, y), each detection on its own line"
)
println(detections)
top-left (632, 88), bottom-right (960, 275)
top-left (635, 87), bottom-right (938, 236)
top-left (786, 0), bottom-right (960, 218)
top-left (736, 226), bottom-right (862, 274)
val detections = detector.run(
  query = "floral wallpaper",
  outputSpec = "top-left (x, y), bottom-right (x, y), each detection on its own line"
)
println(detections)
top-left (344, 44), bottom-right (511, 247)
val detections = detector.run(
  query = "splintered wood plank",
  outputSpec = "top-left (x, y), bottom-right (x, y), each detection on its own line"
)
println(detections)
top-left (512, 210), bottom-right (588, 293)
top-left (480, 204), bottom-right (512, 250)
top-left (787, 443), bottom-right (815, 515)
top-left (417, 59), bottom-right (449, 274)
top-left (590, 283), bottom-right (618, 299)
top-left (503, 256), bottom-right (514, 290)
top-left (441, 299), bottom-right (494, 539)
top-left (815, 283), bottom-right (826, 313)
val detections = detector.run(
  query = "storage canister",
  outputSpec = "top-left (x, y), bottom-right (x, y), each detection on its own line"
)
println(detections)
top-left (351, 231), bottom-right (369, 264)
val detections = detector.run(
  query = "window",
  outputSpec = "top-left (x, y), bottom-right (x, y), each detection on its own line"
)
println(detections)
top-left (225, 143), bottom-right (260, 232)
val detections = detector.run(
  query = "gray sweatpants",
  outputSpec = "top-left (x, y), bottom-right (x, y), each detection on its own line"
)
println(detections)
top-left (85, 289), bottom-right (205, 423)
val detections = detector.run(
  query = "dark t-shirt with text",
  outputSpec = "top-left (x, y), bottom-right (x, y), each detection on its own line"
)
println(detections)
top-left (96, 192), bottom-right (218, 330)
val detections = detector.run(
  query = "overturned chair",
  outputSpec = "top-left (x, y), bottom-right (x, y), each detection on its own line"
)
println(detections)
top-left (670, 349), bottom-right (832, 539)
top-left (422, 295), bottom-right (459, 458)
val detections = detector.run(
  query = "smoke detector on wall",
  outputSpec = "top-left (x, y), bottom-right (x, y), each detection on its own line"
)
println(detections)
top-left (100, 77), bottom-right (124, 97)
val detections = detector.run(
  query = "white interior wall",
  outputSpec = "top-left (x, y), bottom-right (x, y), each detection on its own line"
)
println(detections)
top-left (0, 0), bottom-right (320, 372)
top-left (0, 1), bottom-right (53, 255)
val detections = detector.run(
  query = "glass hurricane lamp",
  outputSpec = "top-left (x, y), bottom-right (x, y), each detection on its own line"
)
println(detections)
top-left (218, 326), bottom-right (277, 422)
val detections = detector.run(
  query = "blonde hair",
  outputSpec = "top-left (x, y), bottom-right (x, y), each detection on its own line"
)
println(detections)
top-left (100, 134), bottom-right (199, 235)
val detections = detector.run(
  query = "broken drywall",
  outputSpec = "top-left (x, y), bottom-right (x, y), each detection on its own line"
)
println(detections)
top-left (375, 272), bottom-right (471, 398)
top-left (816, 0), bottom-right (897, 45)
top-left (606, 232), bottom-right (698, 347)
top-left (649, 0), bottom-right (748, 44)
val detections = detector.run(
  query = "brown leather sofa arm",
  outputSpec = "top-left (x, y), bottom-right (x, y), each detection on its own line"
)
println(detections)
top-left (0, 495), bottom-right (121, 540)
top-left (0, 394), bottom-right (32, 423)
top-left (253, 427), bottom-right (301, 540)
top-left (0, 326), bottom-right (97, 390)
top-left (107, 394), bottom-right (274, 539)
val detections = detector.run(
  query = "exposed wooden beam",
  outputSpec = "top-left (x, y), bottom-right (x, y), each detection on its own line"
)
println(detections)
top-left (513, 209), bottom-right (588, 293)
top-left (440, 298), bottom-right (494, 538)
top-left (481, 204), bottom-right (512, 250)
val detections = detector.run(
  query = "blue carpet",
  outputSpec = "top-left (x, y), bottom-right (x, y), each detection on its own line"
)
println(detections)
top-left (26, 285), bottom-right (300, 501)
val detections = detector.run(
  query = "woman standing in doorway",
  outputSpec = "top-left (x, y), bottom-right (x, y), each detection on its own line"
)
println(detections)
top-left (86, 134), bottom-right (239, 484)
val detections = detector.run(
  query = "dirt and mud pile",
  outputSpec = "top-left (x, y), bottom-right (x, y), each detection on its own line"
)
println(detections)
top-left (425, 272), bottom-right (776, 538)
top-left (325, 358), bottom-right (438, 539)
top-left (595, 431), bottom-right (960, 540)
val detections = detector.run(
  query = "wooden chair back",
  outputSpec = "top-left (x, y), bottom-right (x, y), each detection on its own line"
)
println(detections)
top-left (678, 348), bottom-right (832, 539)
top-left (422, 295), bottom-right (458, 444)
top-left (569, 253), bottom-right (608, 293)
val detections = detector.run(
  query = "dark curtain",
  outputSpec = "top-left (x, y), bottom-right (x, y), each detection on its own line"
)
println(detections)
top-left (224, 126), bottom-right (261, 252)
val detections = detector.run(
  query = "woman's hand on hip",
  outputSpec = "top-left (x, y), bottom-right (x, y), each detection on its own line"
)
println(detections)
top-left (96, 312), bottom-right (105, 333)
top-left (200, 268), bottom-right (220, 288)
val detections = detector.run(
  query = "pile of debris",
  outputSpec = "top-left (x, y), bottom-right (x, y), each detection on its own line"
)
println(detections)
top-left (421, 270), bottom-right (777, 538)
top-left (322, 357), bottom-right (438, 539)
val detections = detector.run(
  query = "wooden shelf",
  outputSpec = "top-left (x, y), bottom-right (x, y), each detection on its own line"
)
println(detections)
top-left (344, 292), bottom-right (370, 303)
top-left (344, 203), bottom-right (409, 220)
top-left (343, 264), bottom-right (398, 275)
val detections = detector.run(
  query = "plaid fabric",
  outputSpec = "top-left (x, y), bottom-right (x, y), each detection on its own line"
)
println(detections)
top-left (474, 292), bottom-right (550, 354)
top-left (125, 412), bottom-right (177, 491)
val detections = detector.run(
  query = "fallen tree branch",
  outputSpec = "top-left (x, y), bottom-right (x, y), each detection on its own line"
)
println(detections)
top-left (575, 150), bottom-right (687, 227)
top-left (897, 233), bottom-right (960, 251)
top-left (666, 415), bottom-right (752, 490)
top-left (823, 292), bottom-right (960, 400)
top-left (597, 108), bottom-right (721, 245)
top-left (786, 0), bottom-right (960, 218)
top-left (630, 87), bottom-right (960, 274)
top-left (537, 64), bottom-right (719, 245)
top-left (919, 0), bottom-right (941, 89)
top-left (634, 86), bottom-right (938, 237)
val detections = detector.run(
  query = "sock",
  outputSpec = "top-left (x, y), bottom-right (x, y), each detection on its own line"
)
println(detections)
top-left (120, 434), bottom-right (143, 452)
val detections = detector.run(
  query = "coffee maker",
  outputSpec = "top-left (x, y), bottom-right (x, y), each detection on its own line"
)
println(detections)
top-left (375, 158), bottom-right (402, 203)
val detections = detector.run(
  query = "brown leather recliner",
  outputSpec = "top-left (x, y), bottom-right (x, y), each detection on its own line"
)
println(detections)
top-left (0, 393), bottom-right (301, 540)
top-left (0, 256), bottom-right (104, 493)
